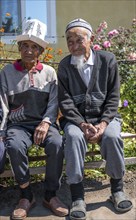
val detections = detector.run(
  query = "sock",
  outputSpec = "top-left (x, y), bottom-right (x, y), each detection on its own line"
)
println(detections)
top-left (70, 182), bottom-right (85, 218)
top-left (110, 178), bottom-right (131, 209)
top-left (44, 190), bottom-right (56, 202)
top-left (110, 178), bottom-right (123, 193)
top-left (70, 182), bottom-right (84, 201)
top-left (20, 185), bottom-right (33, 203)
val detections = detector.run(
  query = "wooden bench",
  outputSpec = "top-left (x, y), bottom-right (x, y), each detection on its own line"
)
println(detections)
top-left (0, 132), bottom-right (136, 178)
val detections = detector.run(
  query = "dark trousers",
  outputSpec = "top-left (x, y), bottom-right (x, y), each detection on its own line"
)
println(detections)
top-left (6, 124), bottom-right (64, 191)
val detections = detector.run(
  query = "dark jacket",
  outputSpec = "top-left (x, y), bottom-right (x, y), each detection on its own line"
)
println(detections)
top-left (58, 50), bottom-right (120, 129)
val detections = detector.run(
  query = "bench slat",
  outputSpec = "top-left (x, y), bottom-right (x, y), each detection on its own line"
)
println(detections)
top-left (121, 132), bottom-right (136, 138)
top-left (1, 157), bottom-right (136, 178)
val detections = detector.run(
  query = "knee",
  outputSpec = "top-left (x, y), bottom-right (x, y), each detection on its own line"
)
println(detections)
top-left (51, 133), bottom-right (62, 147)
top-left (103, 129), bottom-right (120, 144)
top-left (6, 138), bottom-right (26, 157)
top-left (66, 127), bottom-right (84, 143)
top-left (45, 134), bottom-right (63, 154)
top-left (6, 138), bottom-right (20, 153)
top-left (64, 128), bottom-right (86, 156)
top-left (101, 130), bottom-right (124, 155)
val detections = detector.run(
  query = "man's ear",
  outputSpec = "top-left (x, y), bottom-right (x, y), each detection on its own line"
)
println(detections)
top-left (90, 35), bottom-right (94, 47)
top-left (90, 35), bottom-right (94, 43)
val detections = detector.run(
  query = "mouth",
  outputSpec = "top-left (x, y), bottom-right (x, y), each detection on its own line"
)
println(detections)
top-left (24, 55), bottom-right (34, 59)
top-left (73, 50), bottom-right (83, 55)
top-left (25, 54), bottom-right (33, 57)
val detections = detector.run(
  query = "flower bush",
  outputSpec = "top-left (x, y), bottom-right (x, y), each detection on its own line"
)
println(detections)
top-left (93, 19), bottom-right (136, 61)
top-left (40, 47), bottom-right (63, 63)
top-left (93, 19), bottom-right (136, 133)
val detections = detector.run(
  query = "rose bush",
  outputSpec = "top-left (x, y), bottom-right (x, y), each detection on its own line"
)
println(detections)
top-left (93, 19), bottom-right (136, 61)
top-left (93, 19), bottom-right (136, 132)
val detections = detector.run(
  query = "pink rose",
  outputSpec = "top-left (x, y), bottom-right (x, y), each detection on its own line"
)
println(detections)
top-left (101, 21), bottom-right (108, 29)
top-left (103, 41), bottom-right (111, 48)
top-left (93, 44), bottom-right (101, 50)
top-left (96, 21), bottom-right (108, 33)
top-left (108, 29), bottom-right (119, 38)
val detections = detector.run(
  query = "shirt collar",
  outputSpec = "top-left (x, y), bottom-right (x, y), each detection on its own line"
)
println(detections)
top-left (85, 49), bottom-right (94, 65)
top-left (71, 49), bottom-right (95, 66)
top-left (13, 59), bottom-right (43, 72)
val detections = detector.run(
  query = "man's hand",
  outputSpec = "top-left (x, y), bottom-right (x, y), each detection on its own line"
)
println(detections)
top-left (88, 121), bottom-right (108, 144)
top-left (34, 121), bottom-right (50, 145)
top-left (80, 122), bottom-right (97, 140)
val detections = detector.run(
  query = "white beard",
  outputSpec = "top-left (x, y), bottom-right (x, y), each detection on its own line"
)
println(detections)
top-left (72, 55), bottom-right (85, 71)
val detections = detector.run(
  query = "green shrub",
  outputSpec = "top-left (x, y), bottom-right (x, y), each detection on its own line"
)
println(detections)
top-left (93, 19), bottom-right (136, 132)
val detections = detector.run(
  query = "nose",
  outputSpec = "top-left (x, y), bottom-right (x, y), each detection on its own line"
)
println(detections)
top-left (27, 47), bottom-right (33, 54)
top-left (72, 43), bottom-right (79, 51)
top-left (24, 46), bottom-right (33, 54)
top-left (28, 50), bottom-right (32, 54)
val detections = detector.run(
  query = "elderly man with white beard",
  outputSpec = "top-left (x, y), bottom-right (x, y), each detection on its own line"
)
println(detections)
top-left (58, 18), bottom-right (133, 220)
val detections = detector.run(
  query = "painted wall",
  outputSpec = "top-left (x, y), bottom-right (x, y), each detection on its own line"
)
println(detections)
top-left (55, 0), bottom-right (135, 56)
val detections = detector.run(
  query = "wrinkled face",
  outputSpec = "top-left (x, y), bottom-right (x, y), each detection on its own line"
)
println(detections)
top-left (66, 27), bottom-right (93, 59)
top-left (18, 40), bottom-right (43, 63)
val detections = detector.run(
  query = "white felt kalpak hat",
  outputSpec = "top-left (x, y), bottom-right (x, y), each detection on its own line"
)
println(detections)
top-left (16, 19), bottom-right (48, 49)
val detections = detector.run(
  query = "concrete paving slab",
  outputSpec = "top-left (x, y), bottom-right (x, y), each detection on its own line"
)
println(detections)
top-left (0, 175), bottom-right (135, 220)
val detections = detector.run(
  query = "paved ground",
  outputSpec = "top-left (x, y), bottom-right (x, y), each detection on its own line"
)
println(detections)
top-left (0, 172), bottom-right (136, 220)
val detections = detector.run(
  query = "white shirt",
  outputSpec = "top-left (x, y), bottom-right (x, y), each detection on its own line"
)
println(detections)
top-left (71, 50), bottom-right (95, 87)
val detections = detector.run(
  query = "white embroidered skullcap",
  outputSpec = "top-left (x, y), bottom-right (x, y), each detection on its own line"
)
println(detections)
top-left (65, 18), bottom-right (92, 33)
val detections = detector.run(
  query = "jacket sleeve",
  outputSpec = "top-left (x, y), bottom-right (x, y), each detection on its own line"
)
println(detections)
top-left (42, 68), bottom-right (58, 124)
top-left (100, 55), bottom-right (120, 124)
top-left (58, 63), bottom-right (85, 126)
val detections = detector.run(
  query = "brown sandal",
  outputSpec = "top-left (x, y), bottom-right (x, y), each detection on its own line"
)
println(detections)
top-left (43, 196), bottom-right (69, 217)
top-left (12, 198), bottom-right (36, 219)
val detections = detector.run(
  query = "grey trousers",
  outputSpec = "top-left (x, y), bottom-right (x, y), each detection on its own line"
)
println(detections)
top-left (6, 125), bottom-right (64, 191)
top-left (63, 117), bottom-right (125, 185)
